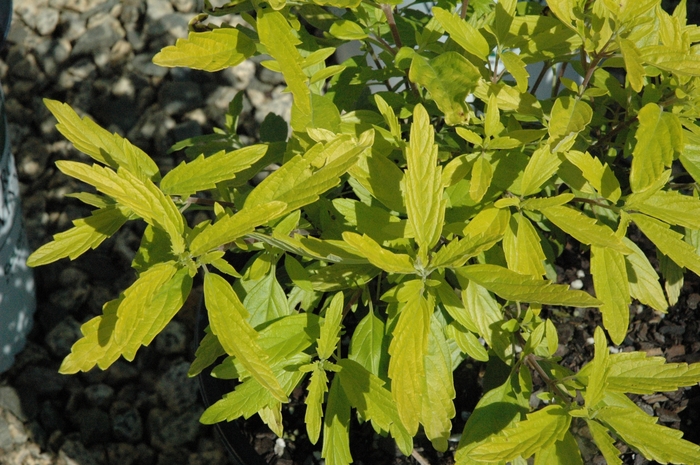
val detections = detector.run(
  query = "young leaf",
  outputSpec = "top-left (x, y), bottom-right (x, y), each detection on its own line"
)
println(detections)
top-left (404, 104), bottom-right (445, 262)
top-left (470, 156), bottom-right (493, 202)
top-left (374, 94), bottom-right (401, 140)
top-left (590, 246), bottom-right (630, 345)
top-left (152, 28), bottom-right (256, 71)
top-left (548, 96), bottom-right (593, 152)
top-left (584, 326), bottom-right (610, 409)
top-left (317, 292), bottom-right (344, 360)
top-left (445, 322), bottom-right (489, 362)
top-left (342, 232), bottom-right (414, 274)
top-left (432, 7), bottom-right (490, 60)
top-left (520, 145), bottom-right (561, 196)
top-left (500, 51), bottom-right (530, 93)
top-left (27, 205), bottom-right (130, 267)
top-left (540, 205), bottom-right (631, 254)
top-left (461, 280), bottom-right (508, 353)
top-left (534, 431), bottom-right (584, 465)
top-left (243, 267), bottom-right (291, 328)
top-left (348, 150), bottom-right (406, 213)
top-left (605, 351), bottom-right (700, 394)
top-left (189, 327), bottom-right (225, 377)
top-left (457, 264), bottom-right (601, 307)
top-left (305, 365), bottom-right (328, 444)
top-left (630, 213), bottom-right (700, 276)
top-left (204, 272), bottom-right (287, 403)
top-left (632, 190), bottom-right (700, 230)
top-left (285, 255), bottom-right (313, 291)
top-left (349, 309), bottom-right (385, 376)
top-left (503, 213), bottom-right (547, 277)
top-left (44, 99), bottom-right (160, 181)
top-left (619, 39), bottom-right (645, 92)
top-left (623, 238), bottom-right (668, 312)
top-left (388, 292), bottom-right (432, 435)
top-left (563, 150), bottom-right (621, 203)
top-left (322, 377), bottom-right (353, 465)
top-left (585, 419), bottom-right (622, 465)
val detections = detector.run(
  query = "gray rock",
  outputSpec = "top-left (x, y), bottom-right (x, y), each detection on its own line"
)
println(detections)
top-left (110, 402), bottom-right (143, 443)
top-left (220, 60), bottom-right (256, 90)
top-left (0, 412), bottom-right (15, 450)
top-left (132, 53), bottom-right (169, 77)
top-left (147, 13), bottom-right (189, 38)
top-left (158, 81), bottom-right (202, 116)
top-left (35, 8), bottom-right (61, 36)
top-left (59, 439), bottom-right (102, 465)
top-left (156, 361), bottom-right (198, 413)
top-left (120, 0), bottom-right (146, 26)
top-left (254, 87), bottom-right (293, 124)
top-left (205, 86), bottom-right (238, 125)
top-left (17, 138), bottom-right (50, 182)
top-left (171, 0), bottom-right (198, 13)
top-left (146, 0), bottom-right (174, 23)
top-left (58, 11), bottom-right (87, 42)
top-left (154, 320), bottom-right (189, 355)
top-left (72, 15), bottom-right (125, 57)
top-left (10, 52), bottom-right (42, 82)
top-left (148, 407), bottom-right (203, 450)
top-left (0, 387), bottom-right (26, 421)
top-left (75, 407), bottom-right (111, 445)
top-left (57, 58), bottom-right (97, 90)
top-left (34, 38), bottom-right (73, 78)
top-left (104, 360), bottom-right (140, 386)
top-left (44, 316), bottom-right (82, 358)
top-left (85, 384), bottom-right (115, 409)
top-left (1, 442), bottom-right (53, 465)
top-left (92, 94), bottom-right (140, 132)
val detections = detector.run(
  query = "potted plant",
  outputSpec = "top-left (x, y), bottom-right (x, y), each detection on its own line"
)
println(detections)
top-left (28, 0), bottom-right (700, 462)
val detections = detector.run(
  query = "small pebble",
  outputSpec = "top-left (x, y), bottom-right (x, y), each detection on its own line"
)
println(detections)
top-left (576, 269), bottom-right (585, 278)
top-left (569, 279), bottom-right (584, 290)
top-left (274, 437), bottom-right (286, 457)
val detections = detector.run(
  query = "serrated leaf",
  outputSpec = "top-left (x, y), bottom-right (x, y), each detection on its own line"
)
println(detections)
top-left (659, 252), bottom-right (684, 306)
top-left (409, 53), bottom-right (480, 126)
top-left (540, 205), bottom-right (630, 254)
top-left (630, 103), bottom-right (683, 192)
top-left (243, 267), bottom-right (291, 328)
top-left (329, 19), bottom-right (367, 39)
top-left (189, 201), bottom-right (287, 256)
top-left (605, 351), bottom-right (700, 394)
top-left (446, 322), bottom-right (489, 361)
top-left (585, 419), bottom-right (622, 465)
top-left (153, 28), bottom-right (256, 71)
top-left (436, 280), bottom-right (478, 333)
top-left (563, 150), bottom-right (621, 202)
top-left (432, 7), bottom-right (490, 60)
top-left (374, 94), bottom-right (401, 140)
top-left (285, 255), bottom-right (313, 291)
top-left (322, 376), bottom-right (353, 465)
top-left (342, 232), bottom-right (414, 274)
top-left (333, 199), bottom-right (411, 245)
top-left (534, 431), bottom-right (583, 465)
top-left (189, 327), bottom-right (225, 377)
top-left (349, 309), bottom-right (385, 375)
top-left (308, 263), bottom-right (379, 292)
top-left (623, 238), bottom-right (668, 312)
top-left (457, 264), bottom-right (602, 307)
top-left (336, 359), bottom-right (413, 455)
top-left (249, 233), bottom-right (367, 265)
top-left (305, 365), bottom-right (328, 444)
top-left (503, 213), bottom-right (547, 277)
top-left (44, 99), bottom-right (160, 181)
top-left (501, 51), bottom-right (529, 93)
top-left (160, 146), bottom-right (268, 197)
top-left (520, 145), bottom-right (561, 196)
top-left (590, 246), bottom-right (630, 345)
top-left (470, 156), bottom-right (493, 202)
top-left (619, 38), bottom-right (645, 92)
top-left (548, 96), bottom-right (593, 152)
top-left (204, 272), bottom-right (287, 403)
top-left (348, 150), bottom-right (406, 213)
top-left (584, 326), bottom-right (610, 408)
top-left (388, 292), bottom-right (432, 435)
top-left (630, 213), bottom-right (700, 276)
top-left (634, 190), bottom-right (700, 230)
top-left (640, 45), bottom-right (700, 77)
top-left (132, 224), bottom-right (176, 272)
top-left (521, 193), bottom-right (575, 211)
top-left (461, 280), bottom-right (507, 352)
top-left (317, 292), bottom-right (344, 360)
top-left (27, 205), bottom-right (130, 267)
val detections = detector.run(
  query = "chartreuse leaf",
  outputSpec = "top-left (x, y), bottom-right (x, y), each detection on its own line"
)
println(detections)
top-left (336, 359), bottom-right (413, 455)
top-left (470, 156), bottom-right (493, 203)
top-left (388, 289), bottom-right (432, 435)
top-left (421, 315), bottom-right (456, 452)
top-left (204, 273), bottom-right (287, 403)
top-left (548, 96), bottom-right (593, 152)
top-left (243, 267), bottom-right (291, 328)
top-left (44, 99), bottom-right (160, 181)
top-left (630, 103), bottom-right (683, 192)
top-left (348, 150), bottom-right (405, 213)
top-left (308, 263), bottom-right (379, 292)
top-left (409, 53), bottom-right (480, 126)
top-left (604, 351), bottom-right (700, 394)
top-left (540, 205), bottom-right (631, 254)
top-left (257, 11), bottom-right (311, 125)
top-left (546, 0), bottom-right (575, 28)
top-left (640, 45), bottom-right (700, 77)
top-left (436, 280), bottom-right (478, 333)
top-left (342, 232), bottom-right (414, 274)
top-left (659, 252), bottom-right (684, 307)
top-left (461, 280), bottom-right (508, 355)
top-left (623, 238), bottom-right (668, 312)
top-left (503, 213), bottom-right (546, 277)
top-left (152, 28), bottom-right (256, 72)
top-left (160, 146), bottom-right (268, 197)
top-left (57, 161), bottom-right (186, 254)
top-left (27, 205), bottom-right (130, 267)
top-left (404, 104), bottom-right (445, 262)
top-left (632, 190), bottom-right (700, 230)
top-left (584, 326), bottom-right (610, 409)
top-left (619, 39), bottom-right (645, 92)
top-left (285, 255), bottom-right (313, 291)
top-left (317, 292), bottom-right (344, 360)
top-left (468, 405), bottom-right (571, 461)
top-left (305, 364), bottom-right (328, 444)
top-left (432, 7), bottom-right (490, 60)
top-left (596, 401), bottom-right (700, 464)
top-left (585, 419), bottom-right (622, 465)
top-left (333, 199), bottom-right (411, 245)
top-left (590, 246), bottom-right (630, 345)
top-left (322, 376), bottom-right (353, 465)
top-left (349, 309), bottom-right (385, 375)
top-left (630, 213), bottom-right (700, 276)
top-left (457, 264), bottom-right (601, 307)
top-left (189, 201), bottom-right (287, 256)
top-left (374, 94), bottom-right (401, 140)
top-left (189, 327), bottom-right (225, 377)
top-left (501, 51), bottom-right (529, 93)
top-left (445, 322), bottom-right (489, 362)
top-left (520, 145), bottom-right (561, 196)
top-left (534, 431), bottom-right (583, 465)
top-left (563, 150), bottom-right (621, 203)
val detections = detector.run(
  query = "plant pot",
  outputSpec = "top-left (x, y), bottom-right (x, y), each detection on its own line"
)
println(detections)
top-left (0, 0), bottom-right (36, 374)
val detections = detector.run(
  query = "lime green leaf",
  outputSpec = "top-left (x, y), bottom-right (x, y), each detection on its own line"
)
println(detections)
top-left (27, 205), bottom-right (129, 267)
top-left (342, 232), bottom-right (415, 274)
top-left (204, 272), bottom-right (287, 403)
top-left (349, 309), bottom-right (385, 376)
top-left (563, 150), bottom-right (621, 202)
top-left (322, 377), bottom-right (353, 465)
top-left (540, 205), bottom-right (630, 253)
top-left (56, 161), bottom-right (185, 254)
top-left (659, 252), bottom-right (684, 306)
top-left (623, 238), bottom-right (668, 312)
top-left (336, 359), bottom-right (413, 455)
top-left (421, 315), bottom-right (456, 452)
top-left (44, 99), bottom-right (160, 181)
top-left (501, 51), bottom-right (529, 93)
top-left (308, 263), bottom-right (379, 292)
top-left (189, 201), bottom-right (287, 256)
top-left (285, 255), bottom-right (313, 291)
top-left (679, 130), bottom-right (700, 183)
top-left (548, 96), bottom-right (593, 152)
top-left (546, 0), bottom-right (574, 27)
top-left (485, 95), bottom-right (503, 138)
top-left (405, 104), bottom-right (445, 261)
top-left (388, 292), bottom-right (432, 435)
top-left (436, 280), bottom-right (478, 333)
top-left (545, 319), bottom-right (558, 357)
top-left (445, 322), bottom-right (489, 361)
top-left (534, 431), bottom-right (583, 465)
top-left (584, 326), bottom-right (610, 409)
top-left (243, 267), bottom-right (291, 328)
top-left (152, 28), bottom-right (256, 72)
top-left (468, 405), bottom-right (571, 461)
top-left (630, 213), bottom-right (700, 276)
top-left (630, 103), bottom-right (683, 192)
top-left (520, 145), bottom-right (561, 196)
top-left (590, 246), bottom-right (630, 345)
top-left (160, 145), bottom-right (268, 197)
top-left (132, 224), bottom-right (176, 272)
top-left (305, 365), bottom-right (328, 444)
top-left (374, 94), bottom-right (401, 140)
top-left (348, 150), bottom-right (405, 213)
top-left (189, 327), bottom-right (225, 377)
top-left (605, 351), bottom-right (700, 394)
top-left (619, 39), bottom-right (645, 92)
top-left (503, 213), bottom-right (546, 277)
top-left (409, 53), bottom-right (480, 126)
top-left (520, 194), bottom-right (575, 211)
top-left (596, 405), bottom-right (700, 464)
top-left (633, 190), bottom-right (700, 230)
top-left (317, 292), bottom-right (344, 360)
top-left (329, 19), bottom-right (367, 39)
top-left (432, 7), bottom-right (490, 60)
top-left (333, 199), bottom-right (410, 245)
top-left (640, 45), bottom-right (700, 77)
top-left (457, 264), bottom-right (602, 307)
top-left (585, 419), bottom-right (622, 465)
top-left (470, 156), bottom-right (493, 202)
top-left (461, 280), bottom-right (506, 350)
top-left (248, 233), bottom-right (367, 265)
